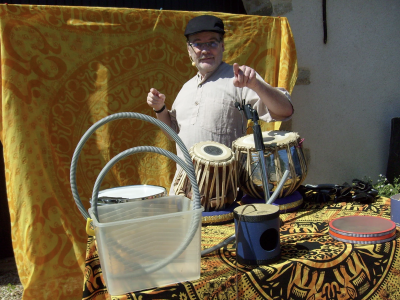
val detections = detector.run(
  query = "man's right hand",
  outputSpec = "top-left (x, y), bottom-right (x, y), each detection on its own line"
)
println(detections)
top-left (147, 88), bottom-right (166, 111)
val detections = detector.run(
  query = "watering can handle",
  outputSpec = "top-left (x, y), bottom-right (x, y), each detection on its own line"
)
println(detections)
top-left (70, 112), bottom-right (201, 221)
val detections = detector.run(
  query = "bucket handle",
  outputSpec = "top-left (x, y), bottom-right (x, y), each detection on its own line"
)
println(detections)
top-left (70, 112), bottom-right (201, 221)
top-left (90, 146), bottom-right (201, 222)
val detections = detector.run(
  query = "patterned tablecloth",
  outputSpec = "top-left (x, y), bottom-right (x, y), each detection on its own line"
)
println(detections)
top-left (82, 197), bottom-right (400, 300)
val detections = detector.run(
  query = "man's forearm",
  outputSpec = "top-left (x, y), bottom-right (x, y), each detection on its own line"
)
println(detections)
top-left (155, 108), bottom-right (173, 128)
top-left (253, 80), bottom-right (293, 121)
top-left (155, 109), bottom-right (176, 140)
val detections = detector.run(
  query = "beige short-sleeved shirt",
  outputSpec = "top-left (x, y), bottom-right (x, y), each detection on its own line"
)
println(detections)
top-left (169, 62), bottom-right (291, 160)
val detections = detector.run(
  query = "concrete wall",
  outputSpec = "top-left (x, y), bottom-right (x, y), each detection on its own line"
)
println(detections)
top-left (243, 0), bottom-right (400, 185)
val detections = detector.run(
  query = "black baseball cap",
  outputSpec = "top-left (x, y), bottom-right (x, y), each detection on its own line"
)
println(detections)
top-left (184, 15), bottom-right (225, 38)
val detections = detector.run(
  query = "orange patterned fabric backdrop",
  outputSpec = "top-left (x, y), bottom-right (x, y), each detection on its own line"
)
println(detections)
top-left (0, 4), bottom-right (297, 299)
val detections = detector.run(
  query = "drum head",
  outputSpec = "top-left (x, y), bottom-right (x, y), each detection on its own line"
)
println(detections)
top-left (234, 130), bottom-right (299, 149)
top-left (192, 141), bottom-right (232, 162)
top-left (234, 204), bottom-right (279, 218)
top-left (241, 191), bottom-right (303, 213)
top-left (97, 185), bottom-right (167, 205)
top-left (329, 215), bottom-right (396, 244)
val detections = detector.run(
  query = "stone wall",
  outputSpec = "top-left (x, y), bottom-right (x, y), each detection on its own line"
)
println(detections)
top-left (241, 0), bottom-right (293, 16)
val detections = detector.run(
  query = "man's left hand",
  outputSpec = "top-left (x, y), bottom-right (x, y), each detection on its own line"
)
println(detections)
top-left (233, 63), bottom-right (258, 90)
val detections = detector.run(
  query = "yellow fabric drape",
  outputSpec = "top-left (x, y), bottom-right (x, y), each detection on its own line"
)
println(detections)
top-left (0, 4), bottom-right (297, 299)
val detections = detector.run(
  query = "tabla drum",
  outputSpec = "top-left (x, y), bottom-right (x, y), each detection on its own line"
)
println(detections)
top-left (95, 185), bottom-right (167, 206)
top-left (232, 130), bottom-right (307, 199)
top-left (329, 215), bottom-right (396, 244)
top-left (174, 141), bottom-right (237, 212)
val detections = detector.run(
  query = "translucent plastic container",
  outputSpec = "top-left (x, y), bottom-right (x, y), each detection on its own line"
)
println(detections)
top-left (88, 195), bottom-right (202, 295)
top-left (70, 113), bottom-right (203, 296)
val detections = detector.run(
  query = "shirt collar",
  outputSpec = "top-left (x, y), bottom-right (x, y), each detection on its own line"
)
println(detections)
top-left (196, 62), bottom-right (227, 85)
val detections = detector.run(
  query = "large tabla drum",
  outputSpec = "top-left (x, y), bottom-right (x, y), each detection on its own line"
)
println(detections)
top-left (174, 141), bottom-right (237, 212)
top-left (232, 130), bottom-right (307, 199)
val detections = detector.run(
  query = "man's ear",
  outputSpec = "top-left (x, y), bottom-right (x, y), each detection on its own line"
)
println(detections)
top-left (222, 42), bottom-right (225, 52)
top-left (188, 46), bottom-right (193, 58)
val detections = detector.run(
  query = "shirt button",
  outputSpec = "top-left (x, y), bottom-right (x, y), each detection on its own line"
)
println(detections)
top-left (195, 101), bottom-right (199, 105)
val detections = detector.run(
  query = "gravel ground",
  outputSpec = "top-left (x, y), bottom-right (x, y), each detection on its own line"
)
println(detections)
top-left (0, 257), bottom-right (23, 300)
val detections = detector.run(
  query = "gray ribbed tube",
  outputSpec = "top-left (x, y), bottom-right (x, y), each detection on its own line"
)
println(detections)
top-left (267, 170), bottom-right (290, 205)
top-left (70, 112), bottom-right (200, 221)
top-left (201, 234), bottom-right (236, 256)
top-left (70, 112), bottom-right (202, 277)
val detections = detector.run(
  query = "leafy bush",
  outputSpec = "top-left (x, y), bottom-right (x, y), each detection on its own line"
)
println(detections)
top-left (373, 175), bottom-right (400, 198)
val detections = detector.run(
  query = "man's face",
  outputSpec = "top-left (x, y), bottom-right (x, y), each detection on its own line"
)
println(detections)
top-left (187, 31), bottom-right (224, 76)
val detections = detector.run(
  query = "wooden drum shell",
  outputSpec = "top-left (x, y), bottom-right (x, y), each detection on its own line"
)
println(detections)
top-left (174, 141), bottom-right (237, 212)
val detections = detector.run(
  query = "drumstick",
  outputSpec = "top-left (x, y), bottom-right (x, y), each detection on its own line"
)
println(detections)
top-left (267, 170), bottom-right (290, 205)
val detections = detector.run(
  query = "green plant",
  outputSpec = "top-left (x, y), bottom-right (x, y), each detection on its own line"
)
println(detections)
top-left (373, 175), bottom-right (400, 198)
top-left (6, 283), bottom-right (16, 292)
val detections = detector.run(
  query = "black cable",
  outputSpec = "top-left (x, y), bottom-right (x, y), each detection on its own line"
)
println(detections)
top-left (323, 0), bottom-right (327, 44)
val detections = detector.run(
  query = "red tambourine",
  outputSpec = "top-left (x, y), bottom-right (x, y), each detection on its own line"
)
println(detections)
top-left (329, 215), bottom-right (397, 244)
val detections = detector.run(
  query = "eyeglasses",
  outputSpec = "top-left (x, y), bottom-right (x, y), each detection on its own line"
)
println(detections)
top-left (188, 40), bottom-right (221, 51)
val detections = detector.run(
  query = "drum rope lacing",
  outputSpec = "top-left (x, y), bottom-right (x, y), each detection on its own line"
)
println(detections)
top-left (175, 146), bottom-right (237, 211)
top-left (296, 138), bottom-right (305, 148)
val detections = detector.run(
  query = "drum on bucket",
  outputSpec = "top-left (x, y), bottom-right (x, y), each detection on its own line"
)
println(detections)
top-left (95, 185), bottom-right (167, 206)
top-left (232, 130), bottom-right (307, 199)
top-left (174, 141), bottom-right (237, 212)
top-left (329, 215), bottom-right (396, 244)
top-left (234, 204), bottom-right (281, 265)
top-left (241, 190), bottom-right (304, 214)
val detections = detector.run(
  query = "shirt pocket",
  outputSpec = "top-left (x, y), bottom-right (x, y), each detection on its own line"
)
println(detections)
top-left (199, 97), bottom-right (243, 135)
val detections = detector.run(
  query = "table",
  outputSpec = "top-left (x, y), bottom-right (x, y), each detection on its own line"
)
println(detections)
top-left (82, 197), bottom-right (400, 300)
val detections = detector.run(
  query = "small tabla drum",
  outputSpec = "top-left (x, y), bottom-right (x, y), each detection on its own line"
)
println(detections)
top-left (94, 185), bottom-right (167, 206)
top-left (329, 215), bottom-right (396, 244)
top-left (232, 130), bottom-right (307, 199)
top-left (174, 141), bottom-right (237, 212)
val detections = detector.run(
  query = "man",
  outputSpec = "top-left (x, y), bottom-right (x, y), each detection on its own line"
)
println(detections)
top-left (146, 15), bottom-right (293, 194)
